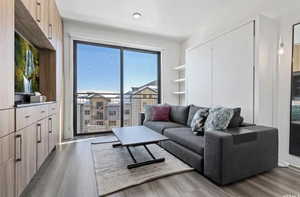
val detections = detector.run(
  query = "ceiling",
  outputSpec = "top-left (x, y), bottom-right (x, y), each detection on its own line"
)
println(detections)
top-left (56, 0), bottom-right (300, 41)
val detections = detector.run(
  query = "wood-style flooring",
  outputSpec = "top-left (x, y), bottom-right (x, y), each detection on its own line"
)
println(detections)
top-left (22, 134), bottom-right (300, 197)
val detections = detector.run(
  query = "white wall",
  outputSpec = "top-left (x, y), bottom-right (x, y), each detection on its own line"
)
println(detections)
top-left (62, 19), bottom-right (181, 139)
top-left (181, 9), bottom-right (300, 167)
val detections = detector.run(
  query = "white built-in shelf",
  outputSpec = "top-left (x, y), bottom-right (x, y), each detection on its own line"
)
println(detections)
top-left (173, 65), bottom-right (185, 71)
top-left (173, 91), bottom-right (185, 95)
top-left (174, 78), bottom-right (186, 83)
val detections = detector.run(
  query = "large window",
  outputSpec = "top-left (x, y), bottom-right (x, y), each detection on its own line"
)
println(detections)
top-left (74, 41), bottom-right (161, 135)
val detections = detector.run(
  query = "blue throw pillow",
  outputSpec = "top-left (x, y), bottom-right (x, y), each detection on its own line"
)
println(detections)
top-left (204, 107), bottom-right (234, 131)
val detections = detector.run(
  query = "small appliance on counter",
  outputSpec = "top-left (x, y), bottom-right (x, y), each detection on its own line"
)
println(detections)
top-left (30, 92), bottom-right (47, 103)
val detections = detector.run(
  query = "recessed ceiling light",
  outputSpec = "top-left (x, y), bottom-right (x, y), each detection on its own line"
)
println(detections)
top-left (132, 12), bottom-right (142, 19)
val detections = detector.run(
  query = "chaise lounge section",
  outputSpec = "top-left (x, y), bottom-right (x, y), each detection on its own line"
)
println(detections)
top-left (140, 105), bottom-right (278, 185)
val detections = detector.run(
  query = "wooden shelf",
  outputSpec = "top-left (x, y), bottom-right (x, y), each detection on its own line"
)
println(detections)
top-left (174, 78), bottom-right (185, 83)
top-left (173, 65), bottom-right (185, 71)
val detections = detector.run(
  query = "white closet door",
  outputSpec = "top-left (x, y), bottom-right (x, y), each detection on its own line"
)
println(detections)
top-left (212, 22), bottom-right (254, 122)
top-left (186, 42), bottom-right (212, 107)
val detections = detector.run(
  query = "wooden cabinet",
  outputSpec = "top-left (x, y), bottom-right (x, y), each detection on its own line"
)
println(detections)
top-left (0, 0), bottom-right (14, 109)
top-left (15, 103), bottom-right (59, 196)
top-left (0, 133), bottom-right (15, 197)
top-left (34, 0), bottom-right (49, 37)
top-left (41, 0), bottom-right (49, 37)
top-left (36, 118), bottom-right (49, 170)
top-left (17, 0), bottom-right (61, 50)
top-left (15, 124), bottom-right (37, 197)
top-left (16, 105), bottom-right (48, 131)
top-left (21, 0), bottom-right (37, 21)
top-left (48, 0), bottom-right (57, 48)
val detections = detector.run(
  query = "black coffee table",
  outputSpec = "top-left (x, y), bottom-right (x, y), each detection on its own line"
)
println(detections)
top-left (112, 126), bottom-right (168, 169)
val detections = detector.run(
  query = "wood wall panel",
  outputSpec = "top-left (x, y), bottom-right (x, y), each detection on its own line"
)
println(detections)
top-left (40, 50), bottom-right (57, 101)
top-left (0, 0), bottom-right (14, 109)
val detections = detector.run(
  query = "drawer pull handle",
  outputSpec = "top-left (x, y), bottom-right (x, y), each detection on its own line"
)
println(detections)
top-left (15, 134), bottom-right (22, 162)
top-left (49, 118), bottom-right (52, 133)
top-left (25, 115), bottom-right (30, 119)
top-left (41, 111), bottom-right (46, 114)
top-left (48, 23), bottom-right (53, 40)
top-left (37, 123), bottom-right (42, 143)
top-left (36, 1), bottom-right (41, 23)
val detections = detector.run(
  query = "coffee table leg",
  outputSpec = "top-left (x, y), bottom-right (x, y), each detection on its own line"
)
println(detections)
top-left (126, 146), bottom-right (137, 163)
top-left (126, 144), bottom-right (165, 169)
top-left (144, 145), bottom-right (156, 159)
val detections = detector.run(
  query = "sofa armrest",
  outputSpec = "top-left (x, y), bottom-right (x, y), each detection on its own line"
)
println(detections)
top-left (240, 122), bottom-right (256, 127)
top-left (204, 126), bottom-right (278, 185)
top-left (139, 112), bottom-right (145, 125)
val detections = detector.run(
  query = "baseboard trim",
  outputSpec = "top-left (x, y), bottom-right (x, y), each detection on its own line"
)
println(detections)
top-left (289, 164), bottom-right (300, 173)
top-left (278, 161), bottom-right (289, 167)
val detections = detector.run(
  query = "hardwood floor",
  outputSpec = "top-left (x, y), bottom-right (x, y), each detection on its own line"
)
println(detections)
top-left (22, 134), bottom-right (300, 197)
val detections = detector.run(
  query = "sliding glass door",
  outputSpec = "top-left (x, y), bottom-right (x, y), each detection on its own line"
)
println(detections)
top-left (74, 41), bottom-right (161, 135)
top-left (123, 50), bottom-right (160, 127)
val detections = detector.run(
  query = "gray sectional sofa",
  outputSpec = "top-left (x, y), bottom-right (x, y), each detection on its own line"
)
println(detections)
top-left (140, 104), bottom-right (278, 185)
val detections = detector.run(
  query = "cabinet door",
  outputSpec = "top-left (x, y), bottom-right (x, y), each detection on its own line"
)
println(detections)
top-left (212, 22), bottom-right (254, 122)
top-left (15, 125), bottom-right (37, 197)
top-left (35, 0), bottom-right (48, 37)
top-left (36, 119), bottom-right (49, 169)
top-left (48, 0), bottom-right (57, 48)
top-left (0, 0), bottom-right (14, 109)
top-left (0, 133), bottom-right (15, 197)
top-left (21, 0), bottom-right (37, 21)
top-left (186, 42), bottom-right (213, 107)
top-left (42, 0), bottom-right (49, 38)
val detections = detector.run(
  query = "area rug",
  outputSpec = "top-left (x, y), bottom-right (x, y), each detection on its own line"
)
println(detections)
top-left (91, 142), bottom-right (194, 196)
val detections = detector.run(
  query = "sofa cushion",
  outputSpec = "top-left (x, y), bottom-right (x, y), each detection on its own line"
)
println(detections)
top-left (152, 106), bottom-right (171, 121)
top-left (143, 121), bottom-right (185, 134)
top-left (191, 108), bottom-right (209, 134)
top-left (164, 127), bottom-right (205, 155)
top-left (169, 105), bottom-right (189, 125)
top-left (204, 107), bottom-right (234, 131)
top-left (228, 108), bottom-right (244, 128)
top-left (187, 105), bottom-right (209, 127)
top-left (144, 104), bottom-right (166, 122)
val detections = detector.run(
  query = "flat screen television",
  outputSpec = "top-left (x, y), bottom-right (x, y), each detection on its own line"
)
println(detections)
top-left (15, 32), bottom-right (39, 95)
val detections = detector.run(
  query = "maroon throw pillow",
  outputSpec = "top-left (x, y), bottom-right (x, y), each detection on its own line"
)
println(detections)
top-left (152, 106), bottom-right (171, 121)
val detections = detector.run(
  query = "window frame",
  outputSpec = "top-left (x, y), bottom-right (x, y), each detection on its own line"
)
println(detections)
top-left (73, 40), bottom-right (161, 136)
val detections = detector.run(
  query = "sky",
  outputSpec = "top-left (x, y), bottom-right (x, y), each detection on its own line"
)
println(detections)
top-left (76, 43), bottom-right (158, 93)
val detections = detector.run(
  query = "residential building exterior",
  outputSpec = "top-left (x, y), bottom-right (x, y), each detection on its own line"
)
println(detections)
top-left (77, 80), bottom-right (158, 133)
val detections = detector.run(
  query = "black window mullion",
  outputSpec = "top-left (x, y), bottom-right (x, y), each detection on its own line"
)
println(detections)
top-left (120, 48), bottom-right (124, 127)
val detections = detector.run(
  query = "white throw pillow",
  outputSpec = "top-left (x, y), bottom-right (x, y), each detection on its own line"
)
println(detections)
top-left (204, 107), bottom-right (234, 131)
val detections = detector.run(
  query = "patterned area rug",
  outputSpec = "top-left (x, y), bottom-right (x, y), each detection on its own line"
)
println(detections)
top-left (91, 142), bottom-right (194, 196)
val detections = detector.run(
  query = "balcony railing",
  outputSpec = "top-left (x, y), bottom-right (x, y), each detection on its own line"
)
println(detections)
top-left (76, 92), bottom-right (158, 134)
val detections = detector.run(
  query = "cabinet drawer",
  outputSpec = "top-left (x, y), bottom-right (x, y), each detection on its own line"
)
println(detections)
top-left (36, 105), bottom-right (48, 119)
top-left (16, 105), bottom-right (49, 130)
top-left (48, 103), bottom-right (57, 115)
top-left (16, 107), bottom-right (35, 131)
top-left (0, 109), bottom-right (14, 138)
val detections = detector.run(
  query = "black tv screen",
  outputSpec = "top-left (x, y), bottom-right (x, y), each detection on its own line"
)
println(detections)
top-left (15, 32), bottom-right (39, 94)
